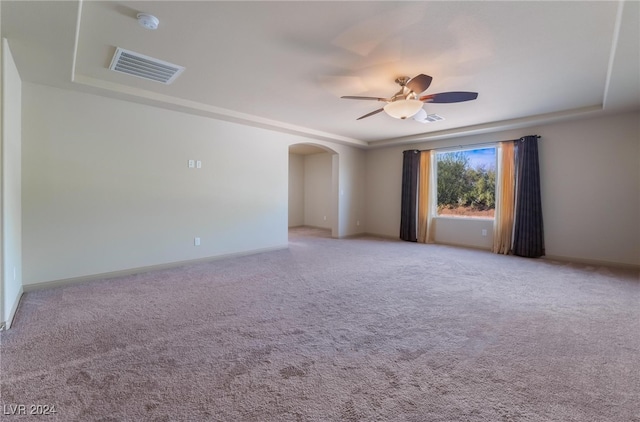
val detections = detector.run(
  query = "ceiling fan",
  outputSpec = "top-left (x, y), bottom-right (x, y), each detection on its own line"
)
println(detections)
top-left (341, 74), bottom-right (478, 121)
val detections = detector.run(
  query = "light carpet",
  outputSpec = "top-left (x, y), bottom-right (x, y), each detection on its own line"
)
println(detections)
top-left (1, 228), bottom-right (639, 421)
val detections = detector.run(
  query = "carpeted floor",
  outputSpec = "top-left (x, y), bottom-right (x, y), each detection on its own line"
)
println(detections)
top-left (1, 228), bottom-right (639, 421)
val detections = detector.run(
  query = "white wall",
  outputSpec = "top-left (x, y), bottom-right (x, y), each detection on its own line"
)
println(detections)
top-left (2, 38), bottom-right (22, 327)
top-left (22, 83), bottom-right (369, 286)
top-left (0, 11), bottom-right (4, 327)
top-left (289, 151), bottom-right (336, 230)
top-left (304, 152), bottom-right (332, 229)
top-left (365, 145), bottom-right (404, 238)
top-left (337, 147), bottom-right (366, 236)
top-left (288, 153), bottom-right (304, 227)
top-left (22, 83), bottom-right (296, 286)
top-left (365, 111), bottom-right (640, 267)
top-left (293, 143), bottom-right (366, 238)
top-left (433, 218), bottom-right (493, 250)
top-left (538, 112), bottom-right (639, 266)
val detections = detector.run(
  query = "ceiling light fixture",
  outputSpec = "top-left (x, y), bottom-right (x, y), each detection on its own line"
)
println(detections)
top-left (383, 99), bottom-right (424, 120)
top-left (137, 13), bottom-right (159, 30)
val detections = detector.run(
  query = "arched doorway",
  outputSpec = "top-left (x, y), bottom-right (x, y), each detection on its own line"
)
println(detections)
top-left (288, 143), bottom-right (339, 238)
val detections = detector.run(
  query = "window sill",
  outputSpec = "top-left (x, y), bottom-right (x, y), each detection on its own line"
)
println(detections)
top-left (433, 215), bottom-right (494, 222)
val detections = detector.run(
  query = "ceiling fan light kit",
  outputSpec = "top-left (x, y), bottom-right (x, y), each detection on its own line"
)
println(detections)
top-left (383, 99), bottom-right (423, 119)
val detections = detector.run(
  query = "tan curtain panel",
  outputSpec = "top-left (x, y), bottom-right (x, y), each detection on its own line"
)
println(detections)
top-left (493, 141), bottom-right (516, 254)
top-left (417, 150), bottom-right (435, 244)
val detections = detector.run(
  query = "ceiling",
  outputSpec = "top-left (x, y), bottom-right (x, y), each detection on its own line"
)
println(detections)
top-left (2, 1), bottom-right (639, 149)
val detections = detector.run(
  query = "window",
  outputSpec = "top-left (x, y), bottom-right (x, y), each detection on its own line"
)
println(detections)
top-left (436, 147), bottom-right (496, 218)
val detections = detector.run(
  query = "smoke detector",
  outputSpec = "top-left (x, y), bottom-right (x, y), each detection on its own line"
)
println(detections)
top-left (137, 13), bottom-right (159, 30)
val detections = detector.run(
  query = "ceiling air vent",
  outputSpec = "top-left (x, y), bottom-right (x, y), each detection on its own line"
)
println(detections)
top-left (109, 47), bottom-right (184, 84)
top-left (424, 113), bottom-right (445, 123)
top-left (414, 112), bottom-right (445, 123)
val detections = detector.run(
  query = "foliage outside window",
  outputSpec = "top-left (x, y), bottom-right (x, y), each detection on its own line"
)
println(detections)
top-left (436, 147), bottom-right (496, 218)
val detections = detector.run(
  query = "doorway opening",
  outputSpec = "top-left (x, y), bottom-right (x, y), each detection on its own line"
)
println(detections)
top-left (288, 143), bottom-right (339, 238)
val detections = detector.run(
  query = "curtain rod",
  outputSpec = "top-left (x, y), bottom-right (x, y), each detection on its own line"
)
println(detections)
top-left (407, 135), bottom-right (541, 153)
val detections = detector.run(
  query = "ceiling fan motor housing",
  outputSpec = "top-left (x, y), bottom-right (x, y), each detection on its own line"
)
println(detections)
top-left (395, 76), bottom-right (411, 87)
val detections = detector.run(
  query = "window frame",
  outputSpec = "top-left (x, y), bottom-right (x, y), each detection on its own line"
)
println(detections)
top-left (433, 144), bottom-right (498, 221)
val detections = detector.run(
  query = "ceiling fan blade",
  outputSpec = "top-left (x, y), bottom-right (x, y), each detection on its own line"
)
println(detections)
top-left (341, 96), bottom-right (389, 101)
top-left (406, 74), bottom-right (433, 94)
top-left (420, 91), bottom-right (478, 103)
top-left (356, 108), bottom-right (384, 120)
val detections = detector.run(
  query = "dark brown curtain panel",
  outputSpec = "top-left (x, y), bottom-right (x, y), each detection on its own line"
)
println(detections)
top-left (513, 136), bottom-right (545, 257)
top-left (400, 150), bottom-right (420, 242)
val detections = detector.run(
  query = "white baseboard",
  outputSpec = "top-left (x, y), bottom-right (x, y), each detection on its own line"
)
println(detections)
top-left (355, 233), bottom-right (400, 241)
top-left (2, 285), bottom-right (24, 330)
top-left (429, 240), bottom-right (492, 252)
top-left (22, 245), bottom-right (288, 293)
top-left (543, 254), bottom-right (640, 271)
top-left (294, 224), bottom-right (332, 230)
top-left (364, 233), bottom-right (638, 270)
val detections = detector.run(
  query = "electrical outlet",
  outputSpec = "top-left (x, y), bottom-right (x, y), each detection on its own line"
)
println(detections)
top-left (357, 220), bottom-right (360, 226)
top-left (188, 160), bottom-right (195, 168)
top-left (482, 229), bottom-right (487, 237)
top-left (194, 237), bottom-right (201, 246)
top-left (196, 160), bottom-right (202, 169)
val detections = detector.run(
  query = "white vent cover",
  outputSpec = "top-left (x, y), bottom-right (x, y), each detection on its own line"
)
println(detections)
top-left (424, 113), bottom-right (445, 123)
top-left (413, 109), bottom-right (445, 123)
top-left (109, 47), bottom-right (184, 84)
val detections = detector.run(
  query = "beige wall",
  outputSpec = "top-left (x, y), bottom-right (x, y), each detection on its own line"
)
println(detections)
top-left (288, 147), bottom-right (367, 237)
top-left (21, 79), bottom-right (636, 291)
top-left (288, 153), bottom-right (304, 227)
top-left (2, 38), bottom-right (22, 326)
top-left (22, 83), bottom-right (287, 285)
top-left (433, 218), bottom-right (493, 250)
top-left (304, 152), bottom-right (332, 229)
top-left (22, 83), bottom-right (369, 286)
top-left (538, 112), bottom-right (639, 266)
top-left (365, 111), bottom-right (640, 267)
top-left (338, 147), bottom-right (366, 235)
